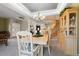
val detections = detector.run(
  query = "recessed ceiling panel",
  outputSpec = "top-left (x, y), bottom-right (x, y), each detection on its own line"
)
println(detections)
top-left (22, 3), bottom-right (58, 12)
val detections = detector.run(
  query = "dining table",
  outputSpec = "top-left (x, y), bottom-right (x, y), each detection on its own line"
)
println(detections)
top-left (23, 34), bottom-right (48, 56)
top-left (32, 34), bottom-right (48, 56)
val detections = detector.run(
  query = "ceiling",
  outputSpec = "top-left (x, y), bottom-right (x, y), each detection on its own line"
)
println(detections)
top-left (22, 3), bottom-right (58, 12)
top-left (0, 4), bottom-right (24, 20)
top-left (0, 3), bottom-right (69, 21)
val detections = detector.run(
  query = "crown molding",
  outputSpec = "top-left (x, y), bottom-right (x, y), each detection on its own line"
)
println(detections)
top-left (0, 3), bottom-right (32, 17)
top-left (56, 3), bottom-right (68, 14)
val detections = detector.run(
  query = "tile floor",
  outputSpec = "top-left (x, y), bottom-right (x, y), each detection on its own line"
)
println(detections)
top-left (0, 38), bottom-right (65, 56)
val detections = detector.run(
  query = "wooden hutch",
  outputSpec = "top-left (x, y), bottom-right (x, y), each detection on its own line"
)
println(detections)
top-left (59, 7), bottom-right (77, 55)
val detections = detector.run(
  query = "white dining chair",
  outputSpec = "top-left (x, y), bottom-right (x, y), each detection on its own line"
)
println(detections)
top-left (16, 31), bottom-right (41, 56)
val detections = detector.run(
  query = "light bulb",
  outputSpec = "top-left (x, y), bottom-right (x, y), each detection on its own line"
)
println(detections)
top-left (41, 16), bottom-right (45, 20)
top-left (33, 15), bottom-right (37, 19)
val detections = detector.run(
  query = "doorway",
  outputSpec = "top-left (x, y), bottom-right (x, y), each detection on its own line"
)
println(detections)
top-left (12, 23), bottom-right (20, 37)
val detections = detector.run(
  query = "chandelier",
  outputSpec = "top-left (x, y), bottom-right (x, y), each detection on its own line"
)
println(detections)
top-left (33, 12), bottom-right (45, 20)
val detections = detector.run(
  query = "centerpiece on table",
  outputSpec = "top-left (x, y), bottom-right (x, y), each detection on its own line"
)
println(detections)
top-left (33, 25), bottom-right (43, 37)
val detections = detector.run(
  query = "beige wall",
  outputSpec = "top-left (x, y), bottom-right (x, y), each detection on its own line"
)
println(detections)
top-left (0, 17), bottom-right (10, 31)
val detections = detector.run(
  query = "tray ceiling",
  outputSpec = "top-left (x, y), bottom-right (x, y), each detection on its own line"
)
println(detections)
top-left (22, 3), bottom-right (58, 12)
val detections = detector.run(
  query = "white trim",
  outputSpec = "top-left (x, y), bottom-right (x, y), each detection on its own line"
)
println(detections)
top-left (32, 9), bottom-right (58, 16)
top-left (1, 3), bottom-right (32, 17)
top-left (56, 3), bottom-right (68, 14)
top-left (17, 3), bottom-right (32, 17)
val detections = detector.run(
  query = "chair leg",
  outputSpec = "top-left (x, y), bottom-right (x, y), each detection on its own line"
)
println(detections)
top-left (48, 45), bottom-right (50, 55)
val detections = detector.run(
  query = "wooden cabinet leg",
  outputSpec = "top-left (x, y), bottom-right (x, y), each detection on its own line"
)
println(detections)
top-left (5, 40), bottom-right (8, 46)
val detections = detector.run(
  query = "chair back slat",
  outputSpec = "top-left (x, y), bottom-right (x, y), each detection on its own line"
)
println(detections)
top-left (16, 31), bottom-right (33, 56)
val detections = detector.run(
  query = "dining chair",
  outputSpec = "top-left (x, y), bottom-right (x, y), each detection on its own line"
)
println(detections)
top-left (44, 28), bottom-right (51, 55)
top-left (16, 31), bottom-right (41, 56)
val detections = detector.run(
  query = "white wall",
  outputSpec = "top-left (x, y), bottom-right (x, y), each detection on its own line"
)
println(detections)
top-left (9, 17), bottom-right (32, 37)
top-left (20, 20), bottom-right (28, 31)
top-left (9, 19), bottom-right (21, 37)
top-left (12, 22), bottom-right (20, 37)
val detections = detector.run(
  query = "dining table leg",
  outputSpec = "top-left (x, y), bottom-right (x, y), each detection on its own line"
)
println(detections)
top-left (40, 45), bottom-right (43, 56)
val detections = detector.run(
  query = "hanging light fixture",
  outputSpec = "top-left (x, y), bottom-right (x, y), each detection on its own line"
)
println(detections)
top-left (33, 12), bottom-right (45, 20)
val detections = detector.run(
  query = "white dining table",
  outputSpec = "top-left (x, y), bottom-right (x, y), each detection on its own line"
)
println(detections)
top-left (32, 34), bottom-right (48, 56)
